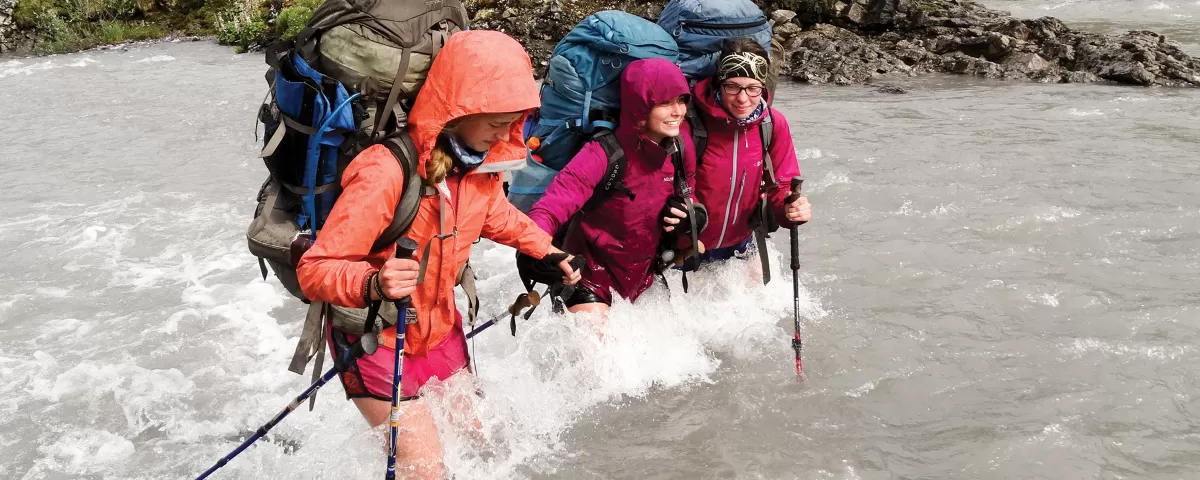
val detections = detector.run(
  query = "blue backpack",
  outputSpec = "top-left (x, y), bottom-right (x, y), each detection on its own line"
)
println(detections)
top-left (506, 11), bottom-right (679, 213)
top-left (657, 0), bottom-right (773, 79)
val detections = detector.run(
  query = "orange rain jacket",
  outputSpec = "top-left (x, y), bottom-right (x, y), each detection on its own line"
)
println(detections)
top-left (297, 30), bottom-right (552, 355)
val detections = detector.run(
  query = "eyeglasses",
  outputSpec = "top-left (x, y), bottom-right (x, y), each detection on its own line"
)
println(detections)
top-left (721, 83), bottom-right (764, 98)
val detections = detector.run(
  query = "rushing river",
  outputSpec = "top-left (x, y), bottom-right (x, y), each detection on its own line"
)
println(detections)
top-left (1, 6), bottom-right (1198, 478)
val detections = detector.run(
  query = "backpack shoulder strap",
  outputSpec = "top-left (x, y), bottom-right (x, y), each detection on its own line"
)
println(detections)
top-left (686, 102), bottom-right (708, 166)
top-left (374, 132), bottom-right (433, 251)
top-left (759, 109), bottom-right (777, 189)
top-left (667, 137), bottom-right (690, 197)
top-left (586, 130), bottom-right (630, 209)
top-left (556, 130), bottom-right (627, 251)
top-left (753, 110), bottom-right (778, 286)
top-left (668, 137), bottom-right (698, 230)
top-left (667, 136), bottom-right (699, 292)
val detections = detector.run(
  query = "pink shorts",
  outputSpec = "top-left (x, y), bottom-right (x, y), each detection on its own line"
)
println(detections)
top-left (329, 311), bottom-right (469, 400)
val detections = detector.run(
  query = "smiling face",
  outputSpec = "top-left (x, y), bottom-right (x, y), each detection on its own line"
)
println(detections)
top-left (454, 112), bottom-right (524, 152)
top-left (643, 95), bottom-right (688, 143)
top-left (719, 77), bottom-right (765, 120)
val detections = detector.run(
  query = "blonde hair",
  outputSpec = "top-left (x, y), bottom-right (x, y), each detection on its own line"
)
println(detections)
top-left (422, 118), bottom-right (463, 186)
top-left (425, 147), bottom-right (454, 186)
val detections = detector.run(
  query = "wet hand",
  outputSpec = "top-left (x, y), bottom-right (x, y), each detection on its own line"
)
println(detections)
top-left (662, 207), bottom-right (687, 233)
top-left (786, 195), bottom-right (811, 223)
top-left (558, 255), bottom-right (582, 285)
top-left (378, 258), bottom-right (420, 300)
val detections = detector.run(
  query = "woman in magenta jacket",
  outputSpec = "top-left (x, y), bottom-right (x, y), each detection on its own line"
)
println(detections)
top-left (525, 57), bottom-right (707, 314)
top-left (687, 39), bottom-right (813, 268)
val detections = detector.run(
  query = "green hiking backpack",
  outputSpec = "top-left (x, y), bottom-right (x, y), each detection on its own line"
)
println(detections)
top-left (245, 0), bottom-right (469, 393)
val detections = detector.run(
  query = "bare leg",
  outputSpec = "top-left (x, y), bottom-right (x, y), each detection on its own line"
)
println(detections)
top-left (567, 303), bottom-right (609, 315)
top-left (568, 302), bottom-right (609, 337)
top-left (351, 397), bottom-right (445, 480)
top-left (437, 370), bottom-right (485, 436)
top-left (351, 396), bottom-right (391, 428)
top-left (749, 248), bottom-right (766, 284)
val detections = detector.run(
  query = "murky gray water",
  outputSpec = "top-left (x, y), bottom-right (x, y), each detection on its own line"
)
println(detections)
top-left (554, 77), bottom-right (1200, 478)
top-left (2, 8), bottom-right (1199, 479)
top-left (991, 0), bottom-right (1200, 54)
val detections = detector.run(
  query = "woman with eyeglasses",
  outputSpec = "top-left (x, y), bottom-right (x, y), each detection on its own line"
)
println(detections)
top-left (683, 38), bottom-right (812, 272)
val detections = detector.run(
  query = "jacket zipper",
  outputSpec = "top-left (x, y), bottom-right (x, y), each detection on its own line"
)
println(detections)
top-left (731, 170), bottom-right (748, 227)
top-left (716, 128), bottom-right (740, 247)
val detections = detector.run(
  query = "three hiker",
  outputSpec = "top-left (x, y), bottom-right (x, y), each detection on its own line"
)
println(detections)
top-left (233, 2), bottom-right (815, 477)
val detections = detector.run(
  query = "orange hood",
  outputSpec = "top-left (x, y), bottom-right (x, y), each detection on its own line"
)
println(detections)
top-left (408, 30), bottom-right (541, 178)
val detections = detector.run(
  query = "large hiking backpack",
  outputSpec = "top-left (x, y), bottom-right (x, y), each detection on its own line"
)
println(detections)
top-left (657, 0), bottom-right (774, 162)
top-left (506, 11), bottom-right (679, 213)
top-left (246, 0), bottom-right (468, 385)
top-left (657, 0), bottom-right (773, 80)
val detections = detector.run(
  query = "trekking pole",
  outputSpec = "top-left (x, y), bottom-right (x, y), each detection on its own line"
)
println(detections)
top-left (195, 336), bottom-right (378, 480)
top-left (464, 290), bottom-right (542, 340)
top-left (386, 238), bottom-right (419, 480)
top-left (787, 177), bottom-right (807, 379)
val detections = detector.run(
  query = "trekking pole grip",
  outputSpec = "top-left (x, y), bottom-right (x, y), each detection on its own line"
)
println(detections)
top-left (787, 177), bottom-right (806, 227)
top-left (393, 238), bottom-right (419, 307)
top-left (788, 178), bottom-right (803, 271)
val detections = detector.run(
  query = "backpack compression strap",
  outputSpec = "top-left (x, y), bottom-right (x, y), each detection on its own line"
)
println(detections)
top-left (372, 29), bottom-right (452, 137)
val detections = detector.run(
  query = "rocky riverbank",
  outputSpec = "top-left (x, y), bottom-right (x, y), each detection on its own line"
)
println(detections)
top-left (769, 0), bottom-right (1200, 86)
top-left (467, 0), bottom-right (1199, 87)
top-left (3, 0), bottom-right (1197, 87)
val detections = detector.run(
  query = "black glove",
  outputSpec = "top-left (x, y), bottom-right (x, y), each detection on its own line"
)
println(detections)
top-left (516, 252), bottom-right (586, 285)
top-left (660, 197), bottom-right (709, 236)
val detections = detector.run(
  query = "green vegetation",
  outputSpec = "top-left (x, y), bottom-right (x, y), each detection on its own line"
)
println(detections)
top-left (275, 0), bottom-right (320, 40)
top-left (11, 0), bottom-right (320, 54)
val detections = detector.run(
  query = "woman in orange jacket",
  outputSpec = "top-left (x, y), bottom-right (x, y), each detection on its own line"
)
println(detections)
top-left (296, 30), bottom-right (579, 476)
